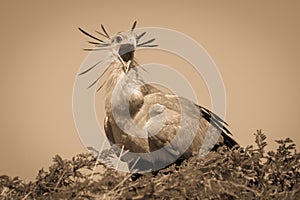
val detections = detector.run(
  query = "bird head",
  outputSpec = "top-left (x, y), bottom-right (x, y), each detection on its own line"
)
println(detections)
top-left (110, 31), bottom-right (137, 73)
top-left (78, 21), bottom-right (158, 74)
top-left (78, 21), bottom-right (158, 91)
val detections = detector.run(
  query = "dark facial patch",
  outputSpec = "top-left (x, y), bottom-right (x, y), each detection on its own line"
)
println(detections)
top-left (118, 44), bottom-right (135, 62)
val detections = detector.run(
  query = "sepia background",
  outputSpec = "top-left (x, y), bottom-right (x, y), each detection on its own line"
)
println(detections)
top-left (0, 0), bottom-right (299, 180)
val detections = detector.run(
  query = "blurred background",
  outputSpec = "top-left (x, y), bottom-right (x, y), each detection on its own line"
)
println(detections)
top-left (0, 0), bottom-right (299, 180)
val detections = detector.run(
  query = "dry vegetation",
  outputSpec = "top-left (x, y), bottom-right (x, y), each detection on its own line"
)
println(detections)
top-left (1, 130), bottom-right (299, 199)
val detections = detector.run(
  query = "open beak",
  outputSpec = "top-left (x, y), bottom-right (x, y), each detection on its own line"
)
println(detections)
top-left (124, 60), bottom-right (131, 73)
top-left (118, 43), bottom-right (135, 73)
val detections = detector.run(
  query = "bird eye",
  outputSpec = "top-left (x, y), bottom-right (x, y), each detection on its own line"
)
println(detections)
top-left (114, 36), bottom-right (122, 43)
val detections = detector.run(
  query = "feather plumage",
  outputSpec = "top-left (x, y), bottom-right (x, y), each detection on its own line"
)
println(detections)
top-left (79, 22), bottom-right (238, 171)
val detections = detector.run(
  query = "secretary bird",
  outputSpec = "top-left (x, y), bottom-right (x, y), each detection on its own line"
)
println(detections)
top-left (78, 22), bottom-right (238, 171)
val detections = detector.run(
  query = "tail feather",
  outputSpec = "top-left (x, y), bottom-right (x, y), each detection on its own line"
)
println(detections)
top-left (198, 105), bottom-right (238, 149)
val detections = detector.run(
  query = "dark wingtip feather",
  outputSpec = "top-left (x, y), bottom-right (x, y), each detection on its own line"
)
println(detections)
top-left (137, 32), bottom-right (146, 40)
top-left (199, 105), bottom-right (228, 126)
top-left (198, 105), bottom-right (238, 148)
top-left (101, 24), bottom-right (110, 39)
top-left (131, 21), bottom-right (137, 30)
top-left (78, 27), bottom-right (105, 43)
top-left (140, 44), bottom-right (159, 48)
top-left (78, 60), bottom-right (103, 76)
top-left (137, 38), bottom-right (156, 47)
top-left (88, 41), bottom-right (100, 45)
top-left (95, 30), bottom-right (108, 39)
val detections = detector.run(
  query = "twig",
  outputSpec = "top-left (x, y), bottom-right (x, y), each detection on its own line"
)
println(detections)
top-left (115, 145), bottom-right (124, 170)
top-left (21, 191), bottom-right (32, 200)
top-left (54, 171), bottom-right (65, 191)
top-left (90, 140), bottom-right (106, 179)
top-left (105, 169), bottom-right (138, 197)
top-left (129, 156), bottom-right (141, 172)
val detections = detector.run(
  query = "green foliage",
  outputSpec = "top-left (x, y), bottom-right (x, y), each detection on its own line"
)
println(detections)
top-left (1, 130), bottom-right (299, 199)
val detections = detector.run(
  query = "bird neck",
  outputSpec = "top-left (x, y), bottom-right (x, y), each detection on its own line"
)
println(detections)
top-left (104, 61), bottom-right (143, 115)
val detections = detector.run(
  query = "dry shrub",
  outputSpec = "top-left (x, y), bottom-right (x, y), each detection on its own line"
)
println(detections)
top-left (1, 130), bottom-right (299, 199)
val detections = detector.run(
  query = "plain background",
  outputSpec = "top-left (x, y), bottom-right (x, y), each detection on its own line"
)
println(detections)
top-left (0, 1), bottom-right (299, 180)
